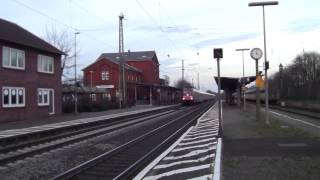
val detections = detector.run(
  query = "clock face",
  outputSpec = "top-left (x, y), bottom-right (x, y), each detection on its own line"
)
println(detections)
top-left (250, 48), bottom-right (263, 60)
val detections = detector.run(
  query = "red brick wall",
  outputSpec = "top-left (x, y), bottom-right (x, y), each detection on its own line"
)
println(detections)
top-left (83, 59), bottom-right (119, 87)
top-left (0, 41), bottom-right (62, 122)
top-left (83, 58), bottom-right (143, 97)
top-left (126, 59), bottom-right (159, 84)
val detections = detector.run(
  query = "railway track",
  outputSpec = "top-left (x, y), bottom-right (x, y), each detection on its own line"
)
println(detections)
top-left (247, 101), bottom-right (320, 119)
top-left (51, 102), bottom-right (213, 180)
top-left (0, 107), bottom-right (181, 166)
top-left (269, 105), bottom-right (320, 120)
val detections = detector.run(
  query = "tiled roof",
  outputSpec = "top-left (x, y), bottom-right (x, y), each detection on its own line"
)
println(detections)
top-left (82, 56), bottom-right (143, 73)
top-left (0, 18), bottom-right (65, 55)
top-left (98, 51), bottom-right (156, 62)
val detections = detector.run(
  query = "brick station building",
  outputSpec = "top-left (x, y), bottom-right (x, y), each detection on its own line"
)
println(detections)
top-left (82, 51), bottom-right (181, 106)
top-left (0, 18), bottom-right (64, 122)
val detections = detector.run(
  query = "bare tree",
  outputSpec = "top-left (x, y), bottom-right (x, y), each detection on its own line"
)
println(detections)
top-left (44, 26), bottom-right (74, 78)
top-left (269, 51), bottom-right (320, 101)
top-left (174, 78), bottom-right (194, 89)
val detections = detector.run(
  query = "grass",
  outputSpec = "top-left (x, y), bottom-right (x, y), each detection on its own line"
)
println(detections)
top-left (255, 116), bottom-right (318, 139)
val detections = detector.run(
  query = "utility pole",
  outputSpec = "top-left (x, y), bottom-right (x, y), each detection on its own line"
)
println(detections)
top-left (74, 32), bottom-right (80, 114)
top-left (182, 59), bottom-right (185, 90)
top-left (196, 52), bottom-right (200, 90)
top-left (118, 13), bottom-right (126, 108)
top-left (197, 72), bottom-right (200, 90)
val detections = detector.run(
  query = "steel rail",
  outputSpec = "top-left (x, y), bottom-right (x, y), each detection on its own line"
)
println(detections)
top-left (0, 109), bottom-right (178, 166)
top-left (50, 102), bottom-right (212, 180)
top-left (114, 103), bottom-right (211, 179)
top-left (0, 106), bottom-right (180, 147)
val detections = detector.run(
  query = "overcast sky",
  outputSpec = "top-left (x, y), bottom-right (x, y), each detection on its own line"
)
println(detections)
top-left (1, 0), bottom-right (320, 91)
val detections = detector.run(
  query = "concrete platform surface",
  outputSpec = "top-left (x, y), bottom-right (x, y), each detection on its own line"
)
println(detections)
top-left (222, 103), bottom-right (320, 180)
top-left (134, 104), bottom-right (221, 180)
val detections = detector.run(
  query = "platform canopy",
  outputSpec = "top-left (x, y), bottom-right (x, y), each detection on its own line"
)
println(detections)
top-left (214, 76), bottom-right (256, 105)
top-left (214, 76), bottom-right (256, 93)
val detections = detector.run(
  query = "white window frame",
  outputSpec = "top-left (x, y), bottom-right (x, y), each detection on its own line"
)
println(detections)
top-left (2, 46), bottom-right (25, 70)
top-left (37, 54), bottom-right (54, 74)
top-left (37, 88), bottom-right (50, 106)
top-left (90, 94), bottom-right (97, 101)
top-left (2, 87), bottom-right (25, 108)
top-left (101, 71), bottom-right (109, 80)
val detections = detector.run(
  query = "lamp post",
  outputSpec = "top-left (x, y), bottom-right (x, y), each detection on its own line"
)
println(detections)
top-left (236, 48), bottom-right (250, 111)
top-left (249, 1), bottom-right (278, 125)
top-left (74, 32), bottom-right (80, 114)
top-left (279, 63), bottom-right (283, 106)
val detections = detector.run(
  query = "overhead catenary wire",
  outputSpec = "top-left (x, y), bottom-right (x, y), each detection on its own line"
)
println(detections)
top-left (13, 0), bottom-right (116, 50)
top-left (135, 0), bottom-right (181, 55)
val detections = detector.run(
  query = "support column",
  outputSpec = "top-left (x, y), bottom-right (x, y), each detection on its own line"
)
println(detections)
top-left (149, 87), bottom-right (153, 105)
top-left (134, 86), bottom-right (137, 105)
top-left (237, 86), bottom-right (241, 107)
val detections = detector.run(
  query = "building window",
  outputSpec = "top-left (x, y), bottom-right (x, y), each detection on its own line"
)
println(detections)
top-left (90, 94), bottom-right (96, 101)
top-left (102, 93), bottom-right (111, 101)
top-left (2, 87), bottom-right (25, 107)
top-left (101, 71), bottom-right (109, 80)
top-left (38, 54), bottom-right (54, 74)
top-left (38, 88), bottom-right (50, 106)
top-left (2, 46), bottom-right (25, 70)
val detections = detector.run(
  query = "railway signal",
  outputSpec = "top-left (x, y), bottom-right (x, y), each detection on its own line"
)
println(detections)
top-left (213, 48), bottom-right (223, 137)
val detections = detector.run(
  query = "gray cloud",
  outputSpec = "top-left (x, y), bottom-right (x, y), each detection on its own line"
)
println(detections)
top-left (191, 33), bottom-right (258, 48)
top-left (286, 18), bottom-right (320, 33)
top-left (132, 25), bottom-right (197, 34)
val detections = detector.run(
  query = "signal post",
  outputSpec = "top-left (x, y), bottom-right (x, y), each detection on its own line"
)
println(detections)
top-left (214, 48), bottom-right (223, 137)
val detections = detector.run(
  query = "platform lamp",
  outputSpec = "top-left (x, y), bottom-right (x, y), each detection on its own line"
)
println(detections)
top-left (74, 32), bottom-right (80, 114)
top-left (279, 63), bottom-right (283, 106)
top-left (236, 48), bottom-right (250, 111)
top-left (249, 1), bottom-right (278, 125)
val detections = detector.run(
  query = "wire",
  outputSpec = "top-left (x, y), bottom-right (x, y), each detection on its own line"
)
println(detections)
top-left (13, 0), bottom-right (78, 31)
top-left (13, 0), bottom-right (116, 50)
top-left (135, 0), bottom-right (181, 54)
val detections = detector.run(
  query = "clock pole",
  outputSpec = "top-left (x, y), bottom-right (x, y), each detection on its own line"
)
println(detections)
top-left (255, 59), bottom-right (261, 122)
top-left (250, 48), bottom-right (263, 122)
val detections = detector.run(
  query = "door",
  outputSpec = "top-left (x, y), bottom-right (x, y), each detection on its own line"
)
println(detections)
top-left (49, 89), bottom-right (55, 115)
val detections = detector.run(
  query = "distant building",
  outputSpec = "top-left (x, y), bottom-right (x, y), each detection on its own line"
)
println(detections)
top-left (83, 51), bottom-right (181, 106)
top-left (0, 18), bottom-right (64, 122)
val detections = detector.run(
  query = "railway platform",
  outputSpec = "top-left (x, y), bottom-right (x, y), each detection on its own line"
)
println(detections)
top-left (0, 104), bottom-right (179, 139)
top-left (134, 104), bottom-right (221, 180)
top-left (223, 103), bottom-right (320, 180)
